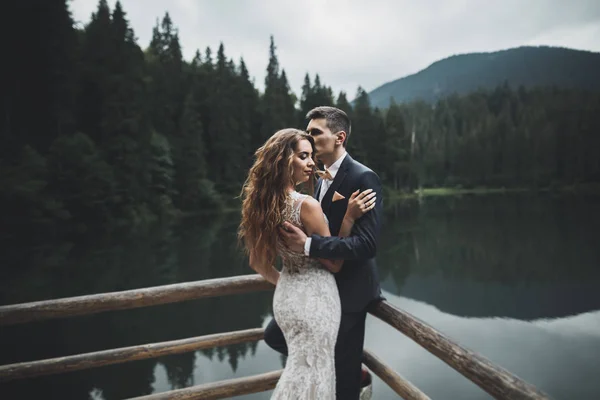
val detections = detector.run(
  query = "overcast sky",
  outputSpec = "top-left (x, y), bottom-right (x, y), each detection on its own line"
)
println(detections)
top-left (70, 0), bottom-right (600, 99)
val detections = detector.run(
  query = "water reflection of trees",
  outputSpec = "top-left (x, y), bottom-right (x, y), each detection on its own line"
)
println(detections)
top-left (379, 195), bottom-right (600, 319)
top-left (0, 213), bottom-right (273, 399)
top-left (4, 195), bottom-right (598, 397)
top-left (406, 195), bottom-right (600, 282)
top-left (377, 200), bottom-right (417, 292)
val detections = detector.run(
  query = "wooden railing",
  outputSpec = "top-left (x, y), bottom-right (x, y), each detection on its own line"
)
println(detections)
top-left (0, 275), bottom-right (549, 399)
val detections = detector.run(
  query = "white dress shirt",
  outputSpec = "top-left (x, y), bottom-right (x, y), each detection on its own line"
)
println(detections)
top-left (304, 152), bottom-right (348, 256)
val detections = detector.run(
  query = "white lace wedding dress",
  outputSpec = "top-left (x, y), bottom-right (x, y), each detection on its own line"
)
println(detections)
top-left (270, 191), bottom-right (341, 400)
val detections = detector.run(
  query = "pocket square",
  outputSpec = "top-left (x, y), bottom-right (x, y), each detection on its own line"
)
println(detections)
top-left (332, 191), bottom-right (345, 202)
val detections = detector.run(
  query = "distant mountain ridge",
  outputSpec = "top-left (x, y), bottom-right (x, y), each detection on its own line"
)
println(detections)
top-left (366, 46), bottom-right (600, 108)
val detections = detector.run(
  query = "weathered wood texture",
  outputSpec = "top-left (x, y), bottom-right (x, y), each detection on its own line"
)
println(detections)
top-left (362, 348), bottom-right (431, 400)
top-left (0, 328), bottom-right (264, 382)
top-left (126, 370), bottom-right (282, 400)
top-left (0, 274), bottom-right (550, 400)
top-left (0, 275), bottom-right (273, 326)
top-left (369, 301), bottom-right (550, 400)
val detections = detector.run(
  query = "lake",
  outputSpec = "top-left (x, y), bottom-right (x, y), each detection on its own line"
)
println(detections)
top-left (1, 193), bottom-right (599, 399)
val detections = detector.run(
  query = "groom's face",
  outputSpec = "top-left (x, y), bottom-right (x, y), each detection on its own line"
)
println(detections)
top-left (306, 118), bottom-right (339, 162)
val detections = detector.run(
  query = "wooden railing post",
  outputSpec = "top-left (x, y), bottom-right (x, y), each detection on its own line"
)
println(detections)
top-left (362, 348), bottom-right (431, 400)
top-left (369, 301), bottom-right (550, 400)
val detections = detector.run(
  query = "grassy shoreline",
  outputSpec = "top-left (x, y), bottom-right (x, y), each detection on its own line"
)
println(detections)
top-left (385, 182), bottom-right (600, 200)
top-left (178, 183), bottom-right (600, 217)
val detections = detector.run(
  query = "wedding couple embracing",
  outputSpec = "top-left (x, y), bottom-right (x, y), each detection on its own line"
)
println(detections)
top-left (238, 106), bottom-right (383, 399)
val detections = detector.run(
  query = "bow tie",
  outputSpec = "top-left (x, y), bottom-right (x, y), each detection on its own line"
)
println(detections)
top-left (316, 168), bottom-right (333, 181)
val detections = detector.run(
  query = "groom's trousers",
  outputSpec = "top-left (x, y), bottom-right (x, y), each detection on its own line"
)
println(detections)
top-left (265, 309), bottom-right (367, 400)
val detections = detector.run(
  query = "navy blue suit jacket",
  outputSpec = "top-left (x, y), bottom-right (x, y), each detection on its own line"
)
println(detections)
top-left (311, 154), bottom-right (383, 312)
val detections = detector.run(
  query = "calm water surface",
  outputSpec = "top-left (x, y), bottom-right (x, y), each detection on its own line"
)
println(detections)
top-left (1, 193), bottom-right (599, 399)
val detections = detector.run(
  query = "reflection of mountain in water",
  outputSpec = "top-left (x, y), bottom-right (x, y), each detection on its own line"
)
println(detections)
top-left (397, 273), bottom-right (600, 320)
top-left (365, 291), bottom-right (600, 400)
top-left (378, 194), bottom-right (600, 320)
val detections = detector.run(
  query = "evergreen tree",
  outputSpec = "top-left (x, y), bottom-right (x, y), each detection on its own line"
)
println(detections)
top-left (207, 44), bottom-right (247, 192)
top-left (298, 74), bottom-right (335, 126)
top-left (385, 100), bottom-right (411, 190)
top-left (350, 87), bottom-right (377, 164)
top-left (260, 36), bottom-right (297, 141)
top-left (146, 12), bottom-right (185, 139)
top-left (336, 91), bottom-right (353, 118)
top-left (80, 1), bottom-right (149, 215)
top-left (46, 133), bottom-right (117, 227)
top-left (77, 0), bottom-right (113, 144)
top-left (0, 146), bottom-right (67, 231)
top-left (149, 131), bottom-right (176, 215)
top-left (4, 0), bottom-right (78, 156)
top-left (237, 58), bottom-right (262, 160)
top-left (175, 93), bottom-right (219, 210)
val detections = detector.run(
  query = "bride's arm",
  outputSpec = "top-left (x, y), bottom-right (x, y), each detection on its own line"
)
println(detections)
top-left (299, 197), bottom-right (338, 271)
top-left (249, 252), bottom-right (280, 285)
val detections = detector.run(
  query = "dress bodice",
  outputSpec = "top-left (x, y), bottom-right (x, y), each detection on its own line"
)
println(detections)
top-left (277, 191), bottom-right (325, 273)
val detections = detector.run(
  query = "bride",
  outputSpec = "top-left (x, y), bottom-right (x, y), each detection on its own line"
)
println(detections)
top-left (238, 128), bottom-right (376, 399)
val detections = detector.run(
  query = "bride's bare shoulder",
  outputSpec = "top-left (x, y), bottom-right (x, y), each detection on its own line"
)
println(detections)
top-left (300, 196), bottom-right (320, 214)
top-left (299, 196), bottom-right (328, 233)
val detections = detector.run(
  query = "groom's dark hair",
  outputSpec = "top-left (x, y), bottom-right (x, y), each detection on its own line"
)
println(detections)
top-left (306, 106), bottom-right (351, 147)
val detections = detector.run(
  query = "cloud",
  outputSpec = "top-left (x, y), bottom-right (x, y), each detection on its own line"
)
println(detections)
top-left (70, 0), bottom-right (600, 98)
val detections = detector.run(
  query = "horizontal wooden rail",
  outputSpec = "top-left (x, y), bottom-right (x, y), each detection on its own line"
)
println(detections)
top-left (0, 275), bottom-right (550, 400)
top-left (127, 370), bottom-right (282, 400)
top-left (0, 328), bottom-right (264, 382)
top-left (369, 301), bottom-right (550, 400)
top-left (362, 348), bottom-right (431, 400)
top-left (0, 275), bottom-right (273, 326)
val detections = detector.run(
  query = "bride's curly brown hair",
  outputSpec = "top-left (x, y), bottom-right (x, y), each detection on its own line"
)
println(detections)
top-left (238, 128), bottom-right (316, 274)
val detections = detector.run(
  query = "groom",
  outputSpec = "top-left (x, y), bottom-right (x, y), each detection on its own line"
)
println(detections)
top-left (269, 106), bottom-right (383, 399)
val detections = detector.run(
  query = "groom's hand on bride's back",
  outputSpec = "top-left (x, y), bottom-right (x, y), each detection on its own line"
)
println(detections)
top-left (279, 222), bottom-right (307, 253)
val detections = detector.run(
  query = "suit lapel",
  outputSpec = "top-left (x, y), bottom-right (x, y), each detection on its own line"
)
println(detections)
top-left (321, 154), bottom-right (353, 215)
